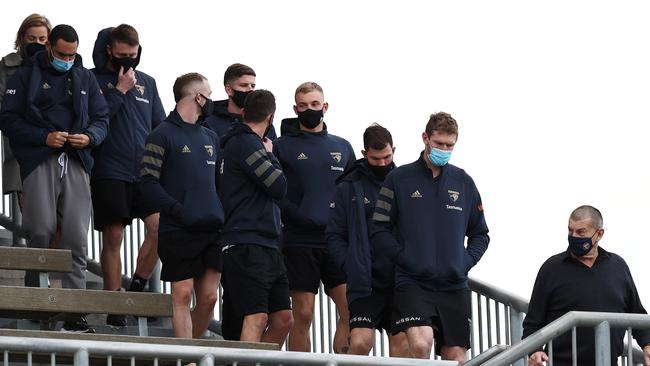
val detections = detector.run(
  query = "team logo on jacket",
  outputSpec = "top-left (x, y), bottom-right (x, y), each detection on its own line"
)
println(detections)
top-left (135, 84), bottom-right (145, 96)
top-left (107, 82), bottom-right (115, 89)
top-left (364, 197), bottom-right (371, 204)
top-left (448, 190), bottom-right (460, 202)
top-left (411, 190), bottom-right (422, 198)
top-left (297, 153), bottom-right (308, 160)
top-left (182, 145), bottom-right (191, 153)
top-left (204, 145), bottom-right (214, 157)
top-left (42, 82), bottom-right (51, 90)
top-left (330, 152), bottom-right (342, 163)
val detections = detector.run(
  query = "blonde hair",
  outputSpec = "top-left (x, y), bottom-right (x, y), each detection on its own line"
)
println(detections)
top-left (294, 81), bottom-right (324, 99)
top-left (14, 13), bottom-right (52, 51)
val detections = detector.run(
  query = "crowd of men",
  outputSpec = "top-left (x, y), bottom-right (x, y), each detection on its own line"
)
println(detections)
top-left (1, 15), bottom-right (649, 365)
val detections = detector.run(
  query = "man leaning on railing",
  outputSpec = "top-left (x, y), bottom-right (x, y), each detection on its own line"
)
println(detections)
top-left (522, 205), bottom-right (650, 366)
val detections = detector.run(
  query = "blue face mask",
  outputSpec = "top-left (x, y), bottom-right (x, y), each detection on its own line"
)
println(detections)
top-left (51, 55), bottom-right (74, 72)
top-left (567, 230), bottom-right (598, 257)
top-left (428, 146), bottom-right (452, 166)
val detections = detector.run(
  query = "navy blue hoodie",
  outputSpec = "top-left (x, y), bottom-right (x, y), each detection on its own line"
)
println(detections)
top-left (273, 118), bottom-right (355, 247)
top-left (219, 122), bottom-right (286, 249)
top-left (326, 158), bottom-right (396, 303)
top-left (204, 99), bottom-right (277, 140)
top-left (91, 28), bottom-right (166, 182)
top-left (371, 154), bottom-right (489, 290)
top-left (0, 51), bottom-right (109, 179)
top-left (140, 110), bottom-right (223, 233)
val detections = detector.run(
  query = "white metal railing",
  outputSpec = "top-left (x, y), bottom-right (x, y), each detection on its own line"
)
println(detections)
top-left (0, 336), bottom-right (458, 366)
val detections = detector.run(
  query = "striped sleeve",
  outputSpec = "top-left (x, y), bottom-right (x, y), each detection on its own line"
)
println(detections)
top-left (369, 172), bottom-right (401, 260)
top-left (139, 131), bottom-right (182, 216)
top-left (236, 135), bottom-right (287, 200)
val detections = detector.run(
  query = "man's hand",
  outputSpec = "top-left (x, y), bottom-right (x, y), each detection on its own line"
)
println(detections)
top-left (116, 66), bottom-right (136, 94)
top-left (67, 133), bottom-right (90, 149)
top-left (643, 344), bottom-right (650, 366)
top-left (46, 131), bottom-right (68, 148)
top-left (528, 351), bottom-right (549, 366)
top-left (262, 137), bottom-right (273, 153)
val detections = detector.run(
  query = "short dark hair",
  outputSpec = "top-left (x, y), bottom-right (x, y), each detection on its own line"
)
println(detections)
top-left (48, 24), bottom-right (78, 46)
top-left (425, 112), bottom-right (458, 137)
top-left (223, 63), bottom-right (255, 86)
top-left (570, 205), bottom-right (604, 229)
top-left (243, 90), bottom-right (276, 123)
top-left (109, 24), bottom-right (139, 47)
top-left (173, 72), bottom-right (206, 103)
top-left (363, 123), bottom-right (393, 151)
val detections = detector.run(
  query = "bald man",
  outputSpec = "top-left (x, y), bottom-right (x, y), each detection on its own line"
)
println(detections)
top-left (523, 205), bottom-right (650, 366)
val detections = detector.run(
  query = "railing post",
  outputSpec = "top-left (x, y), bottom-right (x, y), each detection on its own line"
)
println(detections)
top-left (74, 348), bottom-right (89, 366)
top-left (509, 308), bottom-right (525, 366)
top-left (149, 261), bottom-right (162, 294)
top-left (10, 193), bottom-right (24, 247)
top-left (198, 354), bottom-right (214, 366)
top-left (595, 321), bottom-right (611, 366)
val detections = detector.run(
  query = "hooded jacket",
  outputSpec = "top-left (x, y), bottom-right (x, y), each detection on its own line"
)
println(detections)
top-left (0, 50), bottom-right (109, 179)
top-left (139, 110), bottom-right (223, 233)
top-left (90, 28), bottom-right (166, 182)
top-left (204, 99), bottom-right (277, 140)
top-left (0, 52), bottom-right (23, 105)
top-left (371, 154), bottom-right (490, 291)
top-left (219, 122), bottom-right (286, 249)
top-left (273, 118), bottom-right (355, 247)
top-left (326, 158), bottom-right (396, 303)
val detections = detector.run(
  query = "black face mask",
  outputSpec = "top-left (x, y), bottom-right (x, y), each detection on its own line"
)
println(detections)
top-left (297, 108), bottom-right (323, 129)
top-left (198, 94), bottom-right (214, 119)
top-left (24, 42), bottom-right (45, 58)
top-left (231, 89), bottom-right (251, 109)
top-left (110, 55), bottom-right (139, 72)
top-left (368, 164), bottom-right (392, 179)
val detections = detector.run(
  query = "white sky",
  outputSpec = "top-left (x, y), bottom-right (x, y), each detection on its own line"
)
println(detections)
top-left (2, 0), bottom-right (650, 304)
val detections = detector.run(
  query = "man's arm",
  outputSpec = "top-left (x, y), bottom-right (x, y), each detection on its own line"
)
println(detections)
top-left (326, 183), bottom-right (351, 271)
top-left (139, 134), bottom-right (182, 217)
top-left (522, 263), bottom-right (551, 356)
top-left (0, 70), bottom-right (51, 146)
top-left (82, 72), bottom-right (109, 148)
top-left (465, 177), bottom-right (490, 266)
top-left (621, 262), bottom-right (650, 351)
top-left (369, 173), bottom-right (401, 260)
top-left (234, 136), bottom-right (286, 200)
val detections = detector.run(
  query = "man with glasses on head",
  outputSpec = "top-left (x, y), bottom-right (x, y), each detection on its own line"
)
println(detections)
top-left (371, 112), bottom-right (489, 362)
top-left (0, 24), bottom-right (109, 333)
top-left (524, 205), bottom-right (650, 366)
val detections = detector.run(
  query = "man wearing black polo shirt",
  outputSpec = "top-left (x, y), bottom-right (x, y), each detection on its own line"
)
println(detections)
top-left (523, 205), bottom-right (650, 366)
top-left (371, 112), bottom-right (489, 362)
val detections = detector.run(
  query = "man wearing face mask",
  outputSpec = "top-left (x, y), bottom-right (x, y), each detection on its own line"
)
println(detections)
top-left (370, 112), bottom-right (489, 362)
top-left (203, 63), bottom-right (277, 140)
top-left (140, 73), bottom-right (223, 339)
top-left (0, 24), bottom-right (109, 332)
top-left (90, 24), bottom-right (166, 327)
top-left (523, 205), bottom-right (650, 366)
top-left (326, 123), bottom-right (409, 357)
top-left (0, 14), bottom-right (52, 198)
top-left (273, 82), bottom-right (355, 353)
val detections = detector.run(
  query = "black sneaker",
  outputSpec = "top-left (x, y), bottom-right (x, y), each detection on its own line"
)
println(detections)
top-left (106, 314), bottom-right (127, 327)
top-left (61, 316), bottom-right (95, 333)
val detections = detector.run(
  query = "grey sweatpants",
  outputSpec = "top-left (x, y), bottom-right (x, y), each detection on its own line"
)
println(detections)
top-left (22, 153), bottom-right (91, 289)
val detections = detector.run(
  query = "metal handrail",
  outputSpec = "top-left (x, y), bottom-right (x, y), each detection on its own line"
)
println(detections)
top-left (469, 277), bottom-right (529, 313)
top-left (482, 311), bottom-right (650, 366)
top-left (0, 336), bottom-right (458, 366)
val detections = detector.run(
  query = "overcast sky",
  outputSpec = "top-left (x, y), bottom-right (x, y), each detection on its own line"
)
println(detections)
top-left (2, 1), bottom-right (650, 304)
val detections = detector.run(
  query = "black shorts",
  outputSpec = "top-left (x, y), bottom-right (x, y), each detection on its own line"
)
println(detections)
top-left (158, 230), bottom-right (222, 282)
top-left (349, 288), bottom-right (394, 332)
top-left (91, 179), bottom-right (157, 231)
top-left (392, 284), bottom-right (471, 352)
top-left (220, 286), bottom-right (242, 341)
top-left (283, 246), bottom-right (346, 294)
top-left (222, 244), bottom-right (291, 318)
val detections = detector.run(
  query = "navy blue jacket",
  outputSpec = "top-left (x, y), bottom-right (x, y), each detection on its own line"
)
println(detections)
top-left (140, 110), bottom-right (224, 233)
top-left (273, 118), bottom-right (355, 247)
top-left (219, 122), bottom-right (286, 249)
top-left (326, 158), bottom-right (396, 303)
top-left (0, 51), bottom-right (109, 179)
top-left (91, 28), bottom-right (166, 182)
top-left (204, 99), bottom-right (277, 140)
top-left (371, 154), bottom-right (489, 290)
